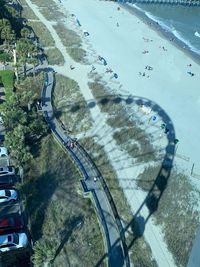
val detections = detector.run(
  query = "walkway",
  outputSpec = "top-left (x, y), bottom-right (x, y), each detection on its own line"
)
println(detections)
top-left (39, 64), bottom-right (129, 267)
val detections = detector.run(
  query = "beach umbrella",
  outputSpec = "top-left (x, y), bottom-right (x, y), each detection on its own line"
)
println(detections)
top-left (113, 73), bottom-right (118, 79)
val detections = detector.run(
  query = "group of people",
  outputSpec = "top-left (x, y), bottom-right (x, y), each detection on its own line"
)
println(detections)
top-left (139, 65), bottom-right (153, 78)
top-left (187, 63), bottom-right (195, 77)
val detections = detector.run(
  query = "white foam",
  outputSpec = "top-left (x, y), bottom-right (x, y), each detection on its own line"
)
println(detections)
top-left (129, 3), bottom-right (200, 56)
top-left (195, 31), bottom-right (200, 38)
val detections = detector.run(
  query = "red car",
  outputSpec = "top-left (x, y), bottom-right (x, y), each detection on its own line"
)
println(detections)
top-left (0, 216), bottom-right (24, 234)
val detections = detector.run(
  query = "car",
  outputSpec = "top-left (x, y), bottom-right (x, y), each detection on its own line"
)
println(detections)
top-left (0, 147), bottom-right (8, 157)
top-left (0, 189), bottom-right (17, 204)
top-left (0, 233), bottom-right (28, 252)
top-left (0, 215), bottom-right (24, 234)
top-left (0, 167), bottom-right (15, 176)
top-left (0, 175), bottom-right (16, 187)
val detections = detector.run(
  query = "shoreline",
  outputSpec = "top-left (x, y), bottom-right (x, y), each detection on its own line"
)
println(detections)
top-left (121, 2), bottom-right (200, 66)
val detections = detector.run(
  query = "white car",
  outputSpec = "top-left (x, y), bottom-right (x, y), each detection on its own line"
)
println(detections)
top-left (0, 147), bottom-right (8, 157)
top-left (0, 233), bottom-right (28, 252)
top-left (0, 189), bottom-right (18, 204)
top-left (0, 167), bottom-right (15, 176)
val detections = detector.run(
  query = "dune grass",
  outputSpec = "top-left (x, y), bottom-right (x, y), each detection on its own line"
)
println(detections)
top-left (52, 74), bottom-right (92, 135)
top-left (28, 21), bottom-right (55, 47)
top-left (80, 136), bottom-right (157, 266)
top-left (21, 5), bottom-right (38, 20)
top-left (54, 23), bottom-right (87, 63)
top-left (136, 164), bottom-right (200, 267)
top-left (44, 48), bottom-right (65, 66)
top-left (19, 135), bottom-right (105, 267)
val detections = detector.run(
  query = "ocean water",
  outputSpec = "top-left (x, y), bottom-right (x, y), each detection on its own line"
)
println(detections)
top-left (130, 3), bottom-right (200, 56)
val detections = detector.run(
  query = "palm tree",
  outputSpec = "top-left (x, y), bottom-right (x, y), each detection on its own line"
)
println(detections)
top-left (16, 38), bottom-right (38, 77)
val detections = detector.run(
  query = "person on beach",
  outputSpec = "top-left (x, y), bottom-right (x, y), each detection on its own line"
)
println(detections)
top-left (90, 65), bottom-right (96, 73)
top-left (117, 22), bottom-right (119, 27)
top-left (70, 65), bottom-right (75, 70)
top-left (105, 68), bottom-right (113, 73)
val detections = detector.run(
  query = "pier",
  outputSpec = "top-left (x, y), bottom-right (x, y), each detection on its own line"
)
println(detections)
top-left (116, 0), bottom-right (200, 7)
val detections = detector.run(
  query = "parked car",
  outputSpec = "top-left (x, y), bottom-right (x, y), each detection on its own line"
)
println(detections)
top-left (0, 167), bottom-right (15, 176)
top-left (0, 215), bottom-right (24, 234)
top-left (0, 147), bottom-right (8, 157)
top-left (0, 189), bottom-right (18, 203)
top-left (0, 175), bottom-right (16, 187)
top-left (0, 233), bottom-right (28, 252)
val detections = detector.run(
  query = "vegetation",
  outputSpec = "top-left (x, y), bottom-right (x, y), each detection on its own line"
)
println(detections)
top-left (0, 50), bottom-right (12, 62)
top-left (44, 48), bottom-right (65, 65)
top-left (0, 70), bottom-right (14, 97)
top-left (80, 136), bottom-right (157, 266)
top-left (52, 74), bottom-right (92, 135)
top-left (0, 2), bottom-right (105, 267)
top-left (28, 21), bottom-right (55, 47)
top-left (135, 164), bottom-right (200, 267)
top-left (1, 73), bottom-right (47, 166)
top-left (53, 23), bottom-right (87, 63)
top-left (19, 135), bottom-right (105, 267)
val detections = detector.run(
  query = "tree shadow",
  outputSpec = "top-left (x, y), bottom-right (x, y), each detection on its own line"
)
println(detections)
top-left (51, 215), bottom-right (84, 264)
top-left (23, 171), bottom-right (58, 241)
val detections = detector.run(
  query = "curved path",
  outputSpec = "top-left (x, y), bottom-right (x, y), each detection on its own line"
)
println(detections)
top-left (38, 63), bottom-right (129, 267)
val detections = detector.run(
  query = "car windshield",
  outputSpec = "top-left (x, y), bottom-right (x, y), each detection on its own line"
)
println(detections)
top-left (5, 190), bottom-right (11, 197)
top-left (13, 234), bottom-right (19, 245)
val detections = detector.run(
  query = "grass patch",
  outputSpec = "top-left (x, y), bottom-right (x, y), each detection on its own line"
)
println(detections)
top-left (40, 6), bottom-right (65, 21)
top-left (53, 23), bottom-right (86, 63)
top-left (88, 81), bottom-right (124, 114)
top-left (128, 235), bottom-right (158, 267)
top-left (0, 70), bottom-right (14, 98)
top-left (21, 5), bottom-right (38, 20)
top-left (80, 136), bottom-right (157, 266)
top-left (136, 165), bottom-right (160, 191)
top-left (80, 136), bottom-right (132, 222)
top-left (28, 21), bottom-right (55, 47)
top-left (52, 74), bottom-right (92, 135)
top-left (31, 0), bottom-right (56, 6)
top-left (20, 135), bottom-right (105, 267)
top-left (136, 165), bottom-right (200, 267)
top-left (44, 48), bottom-right (65, 65)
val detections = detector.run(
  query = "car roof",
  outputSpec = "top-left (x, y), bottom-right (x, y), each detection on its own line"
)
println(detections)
top-left (0, 217), bottom-right (15, 228)
top-left (0, 176), bottom-right (14, 184)
top-left (0, 147), bottom-right (7, 154)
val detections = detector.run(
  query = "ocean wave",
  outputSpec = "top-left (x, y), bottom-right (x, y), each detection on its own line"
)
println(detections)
top-left (172, 29), bottom-right (200, 55)
top-left (195, 31), bottom-right (200, 38)
top-left (130, 3), bottom-right (200, 56)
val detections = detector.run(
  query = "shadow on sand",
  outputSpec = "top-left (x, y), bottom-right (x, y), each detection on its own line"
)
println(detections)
top-left (57, 93), bottom-right (176, 266)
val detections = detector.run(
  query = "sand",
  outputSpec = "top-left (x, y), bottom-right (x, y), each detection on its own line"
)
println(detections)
top-left (25, 0), bottom-right (200, 266)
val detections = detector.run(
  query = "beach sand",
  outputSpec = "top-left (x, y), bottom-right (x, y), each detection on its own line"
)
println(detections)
top-left (61, 0), bottom-right (200, 175)
top-left (25, 0), bottom-right (200, 266)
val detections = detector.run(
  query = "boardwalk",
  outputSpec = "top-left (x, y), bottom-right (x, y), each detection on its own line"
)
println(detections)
top-left (40, 65), bottom-right (129, 267)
